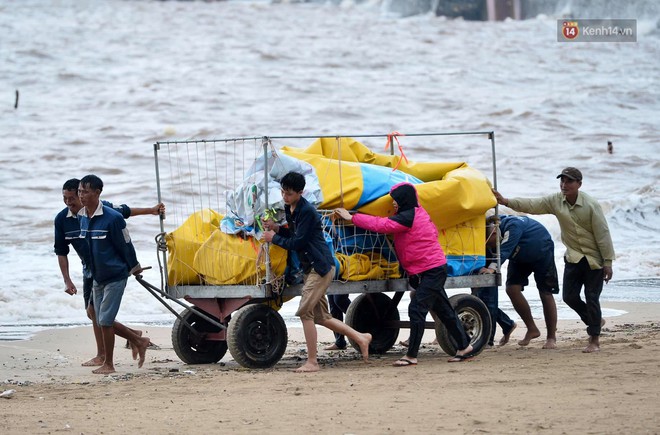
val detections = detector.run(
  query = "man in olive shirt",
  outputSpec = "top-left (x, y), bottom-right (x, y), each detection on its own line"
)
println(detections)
top-left (492, 167), bottom-right (615, 353)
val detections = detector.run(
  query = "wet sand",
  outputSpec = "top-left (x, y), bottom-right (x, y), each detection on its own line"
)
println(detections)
top-left (2, 301), bottom-right (659, 434)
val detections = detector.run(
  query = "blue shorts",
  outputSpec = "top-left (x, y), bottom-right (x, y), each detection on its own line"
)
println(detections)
top-left (506, 253), bottom-right (559, 294)
top-left (92, 278), bottom-right (128, 327)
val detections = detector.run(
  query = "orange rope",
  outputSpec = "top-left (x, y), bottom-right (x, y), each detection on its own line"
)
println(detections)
top-left (385, 131), bottom-right (408, 172)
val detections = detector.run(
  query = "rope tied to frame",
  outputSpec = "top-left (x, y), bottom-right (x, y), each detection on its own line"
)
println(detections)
top-left (384, 131), bottom-right (408, 172)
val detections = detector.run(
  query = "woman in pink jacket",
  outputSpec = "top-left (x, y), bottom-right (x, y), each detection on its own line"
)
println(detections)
top-left (335, 183), bottom-right (474, 366)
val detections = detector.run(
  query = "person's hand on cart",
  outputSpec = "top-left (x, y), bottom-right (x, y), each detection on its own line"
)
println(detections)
top-left (262, 230), bottom-right (276, 243)
top-left (333, 208), bottom-right (352, 222)
top-left (261, 217), bottom-right (279, 243)
top-left (261, 217), bottom-right (279, 232)
top-left (478, 267), bottom-right (495, 275)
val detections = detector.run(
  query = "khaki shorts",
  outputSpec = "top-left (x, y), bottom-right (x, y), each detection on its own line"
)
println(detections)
top-left (295, 267), bottom-right (335, 323)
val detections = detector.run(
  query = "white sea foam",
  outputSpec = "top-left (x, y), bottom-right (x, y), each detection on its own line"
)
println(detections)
top-left (0, 1), bottom-right (658, 332)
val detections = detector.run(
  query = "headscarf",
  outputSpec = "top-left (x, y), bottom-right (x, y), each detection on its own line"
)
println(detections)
top-left (389, 183), bottom-right (418, 213)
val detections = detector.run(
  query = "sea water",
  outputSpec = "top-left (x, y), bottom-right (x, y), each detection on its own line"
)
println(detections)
top-left (0, 0), bottom-right (658, 339)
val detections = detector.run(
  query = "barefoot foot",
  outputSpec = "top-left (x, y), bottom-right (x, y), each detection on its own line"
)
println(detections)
top-left (583, 343), bottom-right (600, 353)
top-left (357, 333), bottom-right (372, 363)
top-left (499, 322), bottom-right (517, 346)
top-left (125, 329), bottom-right (143, 349)
top-left (81, 356), bottom-right (104, 367)
top-left (294, 361), bottom-right (320, 373)
top-left (130, 337), bottom-right (150, 367)
top-left (92, 364), bottom-right (116, 375)
top-left (136, 336), bottom-right (150, 368)
top-left (583, 336), bottom-right (600, 353)
top-left (518, 329), bottom-right (541, 346)
top-left (542, 338), bottom-right (557, 349)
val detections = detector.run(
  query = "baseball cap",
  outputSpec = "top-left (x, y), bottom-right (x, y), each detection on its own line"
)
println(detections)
top-left (556, 167), bottom-right (583, 181)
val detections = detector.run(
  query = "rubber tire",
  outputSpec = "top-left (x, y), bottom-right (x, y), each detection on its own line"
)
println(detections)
top-left (172, 308), bottom-right (228, 364)
top-left (345, 293), bottom-right (400, 354)
top-left (432, 293), bottom-right (492, 357)
top-left (227, 303), bottom-right (288, 369)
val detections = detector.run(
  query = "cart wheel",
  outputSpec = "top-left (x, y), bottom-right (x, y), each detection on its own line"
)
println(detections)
top-left (345, 293), bottom-right (399, 354)
top-left (432, 293), bottom-right (492, 357)
top-left (227, 303), bottom-right (288, 369)
top-left (172, 308), bottom-right (228, 364)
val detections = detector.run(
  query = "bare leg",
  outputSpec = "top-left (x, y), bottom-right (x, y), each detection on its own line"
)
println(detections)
top-left (506, 285), bottom-right (540, 346)
top-left (295, 318), bottom-right (320, 373)
top-left (93, 325), bottom-right (116, 374)
top-left (113, 322), bottom-right (149, 368)
top-left (539, 292), bottom-right (558, 349)
top-left (499, 322), bottom-right (517, 346)
top-left (82, 304), bottom-right (104, 367)
top-left (319, 317), bottom-right (371, 363)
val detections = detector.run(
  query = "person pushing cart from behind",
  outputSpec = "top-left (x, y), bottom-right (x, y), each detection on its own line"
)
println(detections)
top-left (334, 182), bottom-right (475, 366)
top-left (262, 171), bottom-right (372, 373)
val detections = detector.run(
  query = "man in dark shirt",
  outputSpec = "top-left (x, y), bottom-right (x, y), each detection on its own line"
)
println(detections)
top-left (479, 215), bottom-right (559, 349)
top-left (263, 172), bottom-right (372, 372)
top-left (76, 175), bottom-right (154, 374)
top-left (54, 178), bottom-right (163, 368)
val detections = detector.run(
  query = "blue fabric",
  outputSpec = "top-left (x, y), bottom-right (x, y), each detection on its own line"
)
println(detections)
top-left (498, 215), bottom-right (553, 264)
top-left (356, 164), bottom-right (422, 208)
top-left (446, 255), bottom-right (485, 277)
top-left (326, 217), bottom-right (396, 262)
top-left (53, 200), bottom-right (131, 278)
top-left (79, 205), bottom-right (139, 285)
top-left (320, 217), bottom-right (483, 276)
top-left (93, 277), bottom-right (128, 326)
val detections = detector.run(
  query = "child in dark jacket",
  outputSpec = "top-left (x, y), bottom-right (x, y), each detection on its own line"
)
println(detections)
top-left (263, 171), bottom-right (372, 373)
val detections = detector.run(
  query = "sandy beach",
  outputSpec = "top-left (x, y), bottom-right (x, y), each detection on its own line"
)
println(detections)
top-left (2, 301), bottom-right (659, 434)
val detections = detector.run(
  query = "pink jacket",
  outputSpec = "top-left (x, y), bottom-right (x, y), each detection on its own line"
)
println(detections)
top-left (352, 207), bottom-right (447, 275)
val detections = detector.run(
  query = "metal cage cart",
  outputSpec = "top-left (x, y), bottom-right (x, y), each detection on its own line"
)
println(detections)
top-left (138, 131), bottom-right (502, 368)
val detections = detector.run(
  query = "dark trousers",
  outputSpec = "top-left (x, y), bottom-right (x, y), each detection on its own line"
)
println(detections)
top-left (408, 265), bottom-right (469, 358)
top-left (328, 294), bottom-right (351, 348)
top-left (473, 286), bottom-right (515, 346)
top-left (562, 257), bottom-right (604, 336)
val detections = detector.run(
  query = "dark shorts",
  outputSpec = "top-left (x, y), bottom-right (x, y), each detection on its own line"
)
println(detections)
top-left (506, 252), bottom-right (559, 294)
top-left (83, 276), bottom-right (94, 309)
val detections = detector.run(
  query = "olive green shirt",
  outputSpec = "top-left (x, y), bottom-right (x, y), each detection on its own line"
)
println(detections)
top-left (508, 191), bottom-right (615, 270)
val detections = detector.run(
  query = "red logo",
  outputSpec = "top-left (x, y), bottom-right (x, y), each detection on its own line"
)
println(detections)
top-left (562, 21), bottom-right (579, 40)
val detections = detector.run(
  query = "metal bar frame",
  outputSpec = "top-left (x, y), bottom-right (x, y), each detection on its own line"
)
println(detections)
top-left (153, 130), bottom-right (501, 301)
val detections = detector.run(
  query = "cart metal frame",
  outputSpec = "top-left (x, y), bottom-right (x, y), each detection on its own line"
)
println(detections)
top-left (142, 131), bottom-right (502, 368)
